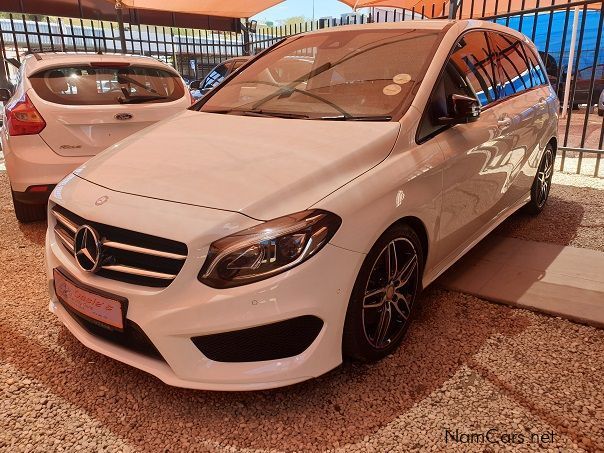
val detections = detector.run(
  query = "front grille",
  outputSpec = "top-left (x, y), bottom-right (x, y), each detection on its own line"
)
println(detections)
top-left (52, 205), bottom-right (187, 288)
top-left (61, 301), bottom-right (163, 360)
top-left (192, 316), bottom-right (324, 362)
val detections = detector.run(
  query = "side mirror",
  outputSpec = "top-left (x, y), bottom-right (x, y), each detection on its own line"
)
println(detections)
top-left (0, 88), bottom-right (12, 103)
top-left (189, 80), bottom-right (201, 90)
top-left (438, 94), bottom-right (481, 125)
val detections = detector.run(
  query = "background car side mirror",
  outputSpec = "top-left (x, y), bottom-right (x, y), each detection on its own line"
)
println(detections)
top-left (438, 94), bottom-right (481, 125)
top-left (0, 88), bottom-right (12, 103)
top-left (189, 80), bottom-right (201, 90)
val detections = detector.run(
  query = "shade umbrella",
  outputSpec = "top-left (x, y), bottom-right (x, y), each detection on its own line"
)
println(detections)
top-left (112, 0), bottom-right (285, 18)
top-left (338, 0), bottom-right (601, 18)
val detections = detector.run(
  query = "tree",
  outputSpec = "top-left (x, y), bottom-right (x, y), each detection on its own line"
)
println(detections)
top-left (280, 16), bottom-right (307, 26)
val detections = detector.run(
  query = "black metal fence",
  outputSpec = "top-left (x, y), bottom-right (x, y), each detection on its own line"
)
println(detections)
top-left (1, 2), bottom-right (603, 176)
top-left (0, 14), bottom-right (242, 84)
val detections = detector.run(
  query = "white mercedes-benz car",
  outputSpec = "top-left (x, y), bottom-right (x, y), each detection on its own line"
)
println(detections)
top-left (46, 20), bottom-right (558, 390)
top-left (0, 52), bottom-right (191, 223)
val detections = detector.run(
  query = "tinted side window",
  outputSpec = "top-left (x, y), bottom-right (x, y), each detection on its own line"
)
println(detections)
top-left (449, 31), bottom-right (498, 106)
top-left (202, 64), bottom-right (228, 90)
top-left (417, 31), bottom-right (496, 142)
top-left (490, 33), bottom-right (533, 96)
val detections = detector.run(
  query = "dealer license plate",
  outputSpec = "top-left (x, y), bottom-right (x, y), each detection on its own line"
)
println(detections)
top-left (53, 269), bottom-right (126, 331)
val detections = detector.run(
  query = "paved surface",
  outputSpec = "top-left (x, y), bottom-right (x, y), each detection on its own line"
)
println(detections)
top-left (439, 236), bottom-right (604, 328)
top-left (0, 174), bottom-right (603, 452)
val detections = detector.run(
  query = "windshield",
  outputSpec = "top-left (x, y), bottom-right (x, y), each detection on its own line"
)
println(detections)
top-left (29, 65), bottom-right (185, 105)
top-left (199, 28), bottom-right (440, 120)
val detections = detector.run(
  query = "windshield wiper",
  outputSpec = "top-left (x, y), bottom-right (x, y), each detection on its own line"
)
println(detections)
top-left (203, 108), bottom-right (309, 119)
top-left (118, 95), bottom-right (168, 104)
top-left (240, 109), bottom-right (309, 119)
top-left (314, 115), bottom-right (392, 121)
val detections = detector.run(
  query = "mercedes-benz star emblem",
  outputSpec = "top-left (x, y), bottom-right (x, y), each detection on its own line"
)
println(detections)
top-left (95, 195), bottom-right (109, 206)
top-left (74, 225), bottom-right (102, 272)
top-left (115, 113), bottom-right (133, 121)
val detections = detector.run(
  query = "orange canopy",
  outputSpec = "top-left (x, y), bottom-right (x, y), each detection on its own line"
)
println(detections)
top-left (339, 0), bottom-right (600, 18)
top-left (113, 0), bottom-right (285, 18)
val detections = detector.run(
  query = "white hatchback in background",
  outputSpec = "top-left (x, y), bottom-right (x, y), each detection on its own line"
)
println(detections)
top-left (0, 52), bottom-right (190, 222)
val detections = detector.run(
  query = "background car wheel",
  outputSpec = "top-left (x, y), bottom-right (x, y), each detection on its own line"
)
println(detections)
top-left (524, 144), bottom-right (555, 215)
top-left (599, 108), bottom-right (603, 117)
top-left (11, 190), bottom-right (47, 223)
top-left (343, 224), bottom-right (424, 362)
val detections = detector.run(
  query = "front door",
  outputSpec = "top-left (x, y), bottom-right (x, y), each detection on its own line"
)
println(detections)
top-left (417, 31), bottom-right (511, 265)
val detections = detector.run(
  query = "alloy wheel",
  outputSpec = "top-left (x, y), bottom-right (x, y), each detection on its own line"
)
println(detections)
top-left (361, 238), bottom-right (419, 349)
top-left (536, 148), bottom-right (554, 208)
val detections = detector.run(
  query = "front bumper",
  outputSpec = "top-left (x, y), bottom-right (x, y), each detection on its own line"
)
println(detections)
top-left (46, 178), bottom-right (364, 390)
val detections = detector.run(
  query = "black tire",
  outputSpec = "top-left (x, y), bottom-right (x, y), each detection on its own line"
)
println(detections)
top-left (524, 144), bottom-right (555, 215)
top-left (11, 190), bottom-right (47, 223)
top-left (343, 224), bottom-right (424, 362)
top-left (599, 108), bottom-right (603, 117)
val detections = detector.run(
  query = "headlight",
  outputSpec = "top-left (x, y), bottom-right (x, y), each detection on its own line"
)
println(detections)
top-left (198, 210), bottom-right (341, 288)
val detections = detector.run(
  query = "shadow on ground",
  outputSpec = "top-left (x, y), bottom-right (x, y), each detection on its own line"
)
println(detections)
top-left (0, 290), bottom-right (530, 451)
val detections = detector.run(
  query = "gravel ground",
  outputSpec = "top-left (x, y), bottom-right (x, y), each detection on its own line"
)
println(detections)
top-left (1, 170), bottom-right (603, 452)
top-left (495, 176), bottom-right (604, 252)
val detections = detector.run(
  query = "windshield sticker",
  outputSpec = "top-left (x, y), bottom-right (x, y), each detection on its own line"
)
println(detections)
top-left (393, 73), bottom-right (412, 85)
top-left (383, 84), bottom-right (402, 96)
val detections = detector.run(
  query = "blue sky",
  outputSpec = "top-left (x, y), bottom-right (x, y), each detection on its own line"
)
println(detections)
top-left (253, 0), bottom-right (353, 22)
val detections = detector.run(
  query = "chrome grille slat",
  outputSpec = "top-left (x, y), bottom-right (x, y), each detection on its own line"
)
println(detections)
top-left (52, 209), bottom-right (78, 233)
top-left (101, 264), bottom-right (176, 280)
top-left (51, 206), bottom-right (187, 288)
top-left (102, 240), bottom-right (187, 260)
top-left (54, 226), bottom-right (75, 253)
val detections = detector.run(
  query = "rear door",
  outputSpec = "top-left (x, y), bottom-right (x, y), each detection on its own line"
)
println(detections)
top-left (27, 63), bottom-right (188, 157)
top-left (488, 32), bottom-right (543, 206)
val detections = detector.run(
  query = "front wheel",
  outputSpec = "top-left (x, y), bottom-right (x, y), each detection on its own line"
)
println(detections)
top-left (343, 224), bottom-right (423, 362)
top-left (524, 144), bottom-right (555, 215)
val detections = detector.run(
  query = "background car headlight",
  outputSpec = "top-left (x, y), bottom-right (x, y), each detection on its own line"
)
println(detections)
top-left (198, 210), bottom-right (342, 288)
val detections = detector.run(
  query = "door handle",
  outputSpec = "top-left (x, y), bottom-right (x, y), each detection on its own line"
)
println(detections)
top-left (497, 117), bottom-right (512, 128)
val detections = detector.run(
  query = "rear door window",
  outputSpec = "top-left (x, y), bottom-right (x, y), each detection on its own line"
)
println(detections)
top-left (29, 65), bottom-right (185, 105)
top-left (489, 33), bottom-right (533, 96)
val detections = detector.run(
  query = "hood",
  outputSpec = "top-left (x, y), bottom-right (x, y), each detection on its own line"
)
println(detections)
top-left (76, 110), bottom-right (400, 220)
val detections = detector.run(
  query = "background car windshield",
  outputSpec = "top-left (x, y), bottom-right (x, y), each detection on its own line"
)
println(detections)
top-left (200, 29), bottom-right (440, 119)
top-left (30, 65), bottom-right (184, 105)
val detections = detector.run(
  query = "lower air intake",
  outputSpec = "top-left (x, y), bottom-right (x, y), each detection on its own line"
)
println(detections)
top-left (192, 315), bottom-right (323, 362)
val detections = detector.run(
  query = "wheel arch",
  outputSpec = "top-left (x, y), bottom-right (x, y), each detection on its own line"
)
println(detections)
top-left (391, 216), bottom-right (429, 268)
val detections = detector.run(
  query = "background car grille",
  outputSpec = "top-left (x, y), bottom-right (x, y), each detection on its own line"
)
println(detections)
top-left (52, 205), bottom-right (188, 288)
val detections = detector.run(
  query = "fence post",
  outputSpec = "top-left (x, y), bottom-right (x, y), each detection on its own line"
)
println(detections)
top-left (0, 39), bottom-right (9, 90)
top-left (242, 19), bottom-right (251, 56)
top-left (561, 6), bottom-right (579, 119)
top-left (448, 0), bottom-right (459, 18)
top-left (115, 1), bottom-right (128, 54)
